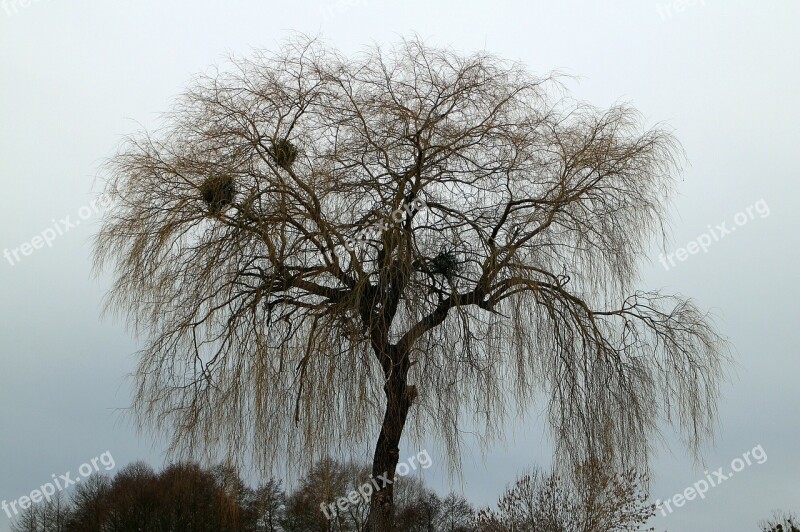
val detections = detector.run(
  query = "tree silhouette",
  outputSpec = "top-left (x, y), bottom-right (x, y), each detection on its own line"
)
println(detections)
top-left (393, 478), bottom-right (475, 532)
top-left (11, 461), bottom-right (259, 532)
top-left (477, 462), bottom-right (656, 531)
top-left (280, 457), bottom-right (370, 531)
top-left (760, 511), bottom-right (800, 532)
top-left (10, 492), bottom-right (70, 532)
top-left (66, 462), bottom-right (250, 531)
top-left (95, 35), bottom-right (728, 531)
top-left (251, 478), bottom-right (286, 532)
top-left (10, 458), bottom-right (667, 531)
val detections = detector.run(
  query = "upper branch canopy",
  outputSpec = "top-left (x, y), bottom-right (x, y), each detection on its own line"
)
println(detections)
top-left (95, 35), bottom-right (727, 476)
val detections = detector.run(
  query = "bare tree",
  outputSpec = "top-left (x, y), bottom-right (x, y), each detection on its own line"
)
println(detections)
top-left (393, 476), bottom-right (440, 531)
top-left (94, 35), bottom-right (728, 531)
top-left (280, 457), bottom-right (370, 532)
top-left (10, 492), bottom-right (70, 532)
top-left (252, 479), bottom-right (286, 532)
top-left (437, 494), bottom-right (476, 532)
top-left (759, 511), bottom-right (800, 532)
top-left (393, 478), bottom-right (476, 532)
top-left (477, 462), bottom-right (656, 531)
top-left (65, 473), bottom-right (112, 531)
top-left (575, 462), bottom-right (656, 531)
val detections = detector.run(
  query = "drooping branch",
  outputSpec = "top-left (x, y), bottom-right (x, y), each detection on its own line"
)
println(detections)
top-left (95, 35), bottom-right (727, 485)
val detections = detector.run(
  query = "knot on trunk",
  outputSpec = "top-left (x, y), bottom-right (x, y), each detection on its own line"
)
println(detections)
top-left (404, 384), bottom-right (418, 405)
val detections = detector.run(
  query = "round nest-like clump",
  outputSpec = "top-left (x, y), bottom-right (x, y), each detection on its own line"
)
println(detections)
top-left (269, 138), bottom-right (298, 170)
top-left (429, 251), bottom-right (461, 279)
top-left (199, 174), bottom-right (236, 214)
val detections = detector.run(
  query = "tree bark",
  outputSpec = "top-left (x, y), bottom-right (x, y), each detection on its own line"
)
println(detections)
top-left (365, 355), bottom-right (415, 532)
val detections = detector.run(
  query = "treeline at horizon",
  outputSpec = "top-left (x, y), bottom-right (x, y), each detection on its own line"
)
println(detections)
top-left (7, 457), bottom-right (674, 531)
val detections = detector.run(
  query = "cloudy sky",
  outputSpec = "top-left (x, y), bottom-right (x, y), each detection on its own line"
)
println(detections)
top-left (1, 1), bottom-right (798, 530)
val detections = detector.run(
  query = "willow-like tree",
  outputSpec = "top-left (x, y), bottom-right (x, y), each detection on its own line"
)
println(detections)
top-left (94, 36), bottom-right (727, 531)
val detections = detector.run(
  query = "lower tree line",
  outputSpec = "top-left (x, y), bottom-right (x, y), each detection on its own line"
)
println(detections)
top-left (8, 458), bottom-right (795, 531)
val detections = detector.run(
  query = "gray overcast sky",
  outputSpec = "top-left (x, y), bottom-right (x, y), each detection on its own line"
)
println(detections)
top-left (1, 1), bottom-right (798, 530)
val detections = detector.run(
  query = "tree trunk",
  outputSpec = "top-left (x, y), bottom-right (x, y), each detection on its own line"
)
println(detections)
top-left (365, 360), bottom-right (416, 532)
